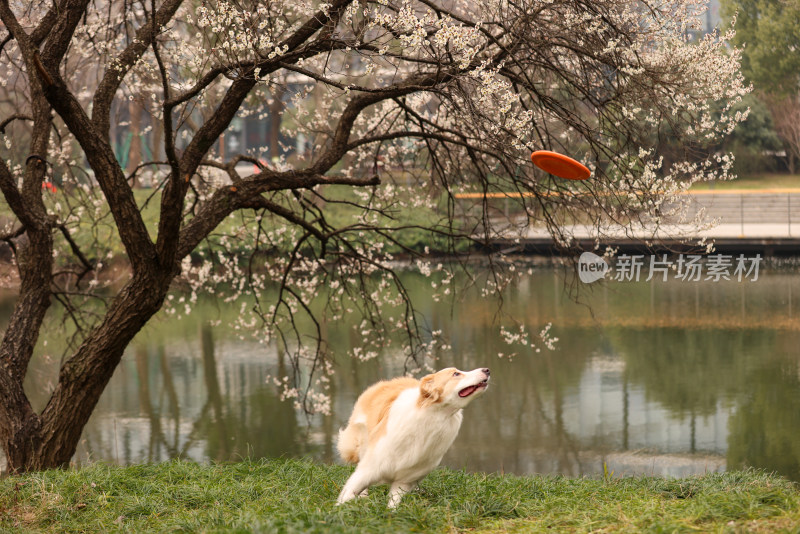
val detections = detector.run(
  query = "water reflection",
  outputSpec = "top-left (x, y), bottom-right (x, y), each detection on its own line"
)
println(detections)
top-left (10, 266), bottom-right (800, 481)
top-left (71, 330), bottom-right (300, 465)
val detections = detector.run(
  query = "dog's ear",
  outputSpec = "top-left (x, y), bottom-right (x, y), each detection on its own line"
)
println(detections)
top-left (418, 374), bottom-right (440, 407)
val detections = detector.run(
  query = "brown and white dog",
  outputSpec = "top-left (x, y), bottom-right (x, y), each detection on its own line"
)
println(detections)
top-left (336, 367), bottom-right (490, 507)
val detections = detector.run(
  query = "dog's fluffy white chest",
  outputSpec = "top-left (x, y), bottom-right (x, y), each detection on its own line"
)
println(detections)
top-left (368, 388), bottom-right (463, 482)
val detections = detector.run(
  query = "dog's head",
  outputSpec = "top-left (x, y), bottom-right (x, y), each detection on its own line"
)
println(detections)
top-left (418, 367), bottom-right (490, 409)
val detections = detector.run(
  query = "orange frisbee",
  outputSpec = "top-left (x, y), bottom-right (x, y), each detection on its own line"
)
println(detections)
top-left (530, 150), bottom-right (591, 180)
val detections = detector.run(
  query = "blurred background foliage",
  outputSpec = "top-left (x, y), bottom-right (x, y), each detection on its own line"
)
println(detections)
top-left (722, 0), bottom-right (800, 177)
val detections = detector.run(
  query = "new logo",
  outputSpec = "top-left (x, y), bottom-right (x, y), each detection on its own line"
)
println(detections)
top-left (578, 252), bottom-right (609, 284)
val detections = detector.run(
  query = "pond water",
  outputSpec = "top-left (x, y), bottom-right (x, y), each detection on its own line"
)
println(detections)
top-left (10, 262), bottom-right (800, 481)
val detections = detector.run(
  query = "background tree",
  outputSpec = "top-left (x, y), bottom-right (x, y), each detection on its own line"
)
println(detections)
top-left (725, 94), bottom-right (782, 175)
top-left (0, 0), bottom-right (747, 473)
top-left (722, 0), bottom-right (800, 172)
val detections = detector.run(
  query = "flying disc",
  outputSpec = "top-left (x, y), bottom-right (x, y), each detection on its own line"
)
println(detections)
top-left (530, 150), bottom-right (591, 180)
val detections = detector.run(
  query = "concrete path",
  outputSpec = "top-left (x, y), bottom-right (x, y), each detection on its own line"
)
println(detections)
top-left (521, 222), bottom-right (798, 240)
top-left (484, 190), bottom-right (800, 255)
top-left (518, 190), bottom-right (800, 240)
top-left (675, 190), bottom-right (800, 238)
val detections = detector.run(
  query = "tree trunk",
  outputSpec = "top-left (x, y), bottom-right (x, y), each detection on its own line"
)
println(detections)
top-left (1, 388), bottom-right (44, 472)
top-left (1, 270), bottom-right (172, 472)
top-left (0, 167), bottom-right (56, 473)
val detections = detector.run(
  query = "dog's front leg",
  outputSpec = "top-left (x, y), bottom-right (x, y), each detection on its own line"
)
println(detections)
top-left (387, 481), bottom-right (415, 508)
top-left (337, 468), bottom-right (376, 505)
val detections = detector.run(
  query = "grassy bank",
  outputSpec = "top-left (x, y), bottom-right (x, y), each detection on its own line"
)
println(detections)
top-left (1, 459), bottom-right (798, 533)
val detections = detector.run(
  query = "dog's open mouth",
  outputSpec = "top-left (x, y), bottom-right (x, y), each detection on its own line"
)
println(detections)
top-left (458, 379), bottom-right (489, 398)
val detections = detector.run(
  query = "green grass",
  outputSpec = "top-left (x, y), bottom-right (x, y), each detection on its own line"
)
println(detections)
top-left (691, 173), bottom-right (800, 190)
top-left (1, 459), bottom-right (798, 533)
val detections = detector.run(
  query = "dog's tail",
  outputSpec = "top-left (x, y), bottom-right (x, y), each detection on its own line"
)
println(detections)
top-left (337, 420), bottom-right (367, 464)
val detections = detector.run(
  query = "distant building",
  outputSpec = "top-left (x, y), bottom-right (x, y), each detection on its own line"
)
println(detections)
top-left (688, 0), bottom-right (722, 41)
top-left (705, 0), bottom-right (721, 33)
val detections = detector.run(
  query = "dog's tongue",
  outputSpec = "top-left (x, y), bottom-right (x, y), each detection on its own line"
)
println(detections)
top-left (459, 385), bottom-right (478, 398)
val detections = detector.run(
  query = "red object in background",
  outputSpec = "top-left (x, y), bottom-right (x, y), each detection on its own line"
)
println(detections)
top-left (530, 150), bottom-right (591, 180)
top-left (42, 182), bottom-right (57, 193)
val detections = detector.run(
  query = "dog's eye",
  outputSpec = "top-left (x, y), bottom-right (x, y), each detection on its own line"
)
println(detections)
top-left (452, 371), bottom-right (460, 377)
